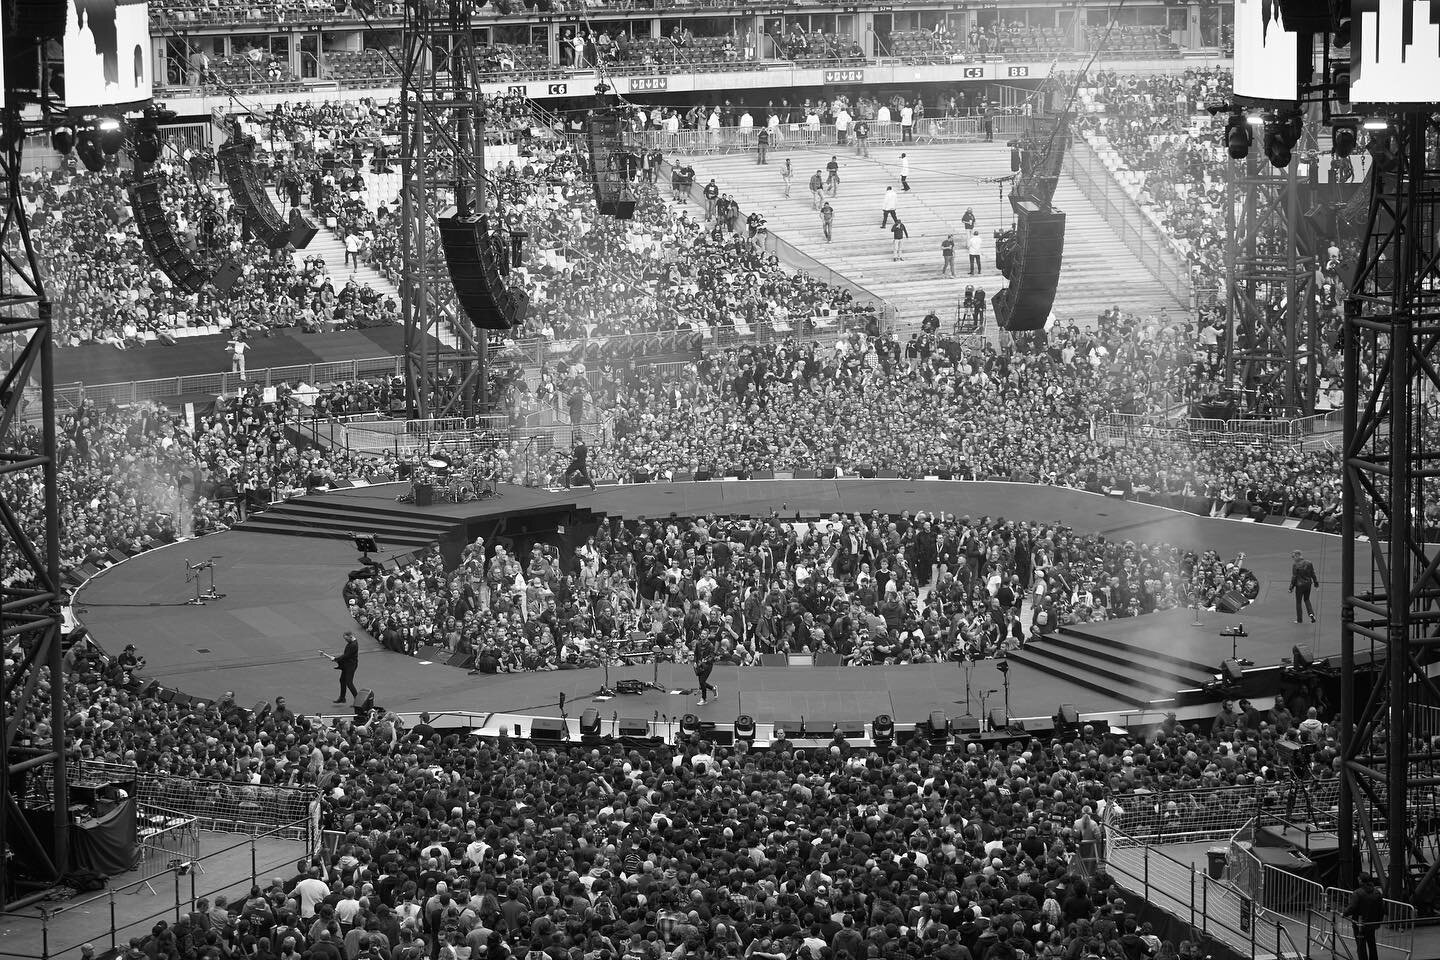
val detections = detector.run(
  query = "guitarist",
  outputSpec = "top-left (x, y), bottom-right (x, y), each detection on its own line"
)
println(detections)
top-left (330, 631), bottom-right (360, 704)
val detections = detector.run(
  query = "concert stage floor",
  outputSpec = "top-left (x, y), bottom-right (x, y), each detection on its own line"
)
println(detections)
top-left (73, 480), bottom-right (1349, 729)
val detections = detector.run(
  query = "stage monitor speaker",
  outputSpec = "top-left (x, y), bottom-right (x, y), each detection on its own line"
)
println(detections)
top-left (1057, 703), bottom-right (1080, 726)
top-left (1292, 644), bottom-right (1314, 668)
top-left (617, 717), bottom-right (650, 738)
top-left (530, 717), bottom-right (566, 740)
top-left (412, 483), bottom-right (433, 507)
top-left (953, 715), bottom-right (982, 734)
top-left (579, 708), bottom-right (601, 737)
top-left (444, 651), bottom-right (474, 668)
top-left (353, 689), bottom-right (375, 710)
top-left (813, 652), bottom-right (844, 666)
top-left (129, 175), bottom-right (211, 294)
top-left (927, 711), bottom-right (949, 738)
top-left (438, 211), bottom-right (523, 330)
top-left (759, 653), bottom-right (789, 667)
top-left (1217, 590), bottom-right (1248, 614)
top-left (1018, 717), bottom-right (1056, 736)
top-left (211, 260), bottom-right (243, 295)
top-left (289, 210), bottom-right (321, 249)
top-left (989, 709), bottom-right (1008, 733)
top-left (1221, 659), bottom-right (1245, 683)
top-left (218, 136), bottom-right (294, 249)
top-left (994, 201), bottom-right (1066, 332)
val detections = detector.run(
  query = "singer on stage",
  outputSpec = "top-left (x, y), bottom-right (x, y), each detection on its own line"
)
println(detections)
top-left (563, 442), bottom-right (596, 491)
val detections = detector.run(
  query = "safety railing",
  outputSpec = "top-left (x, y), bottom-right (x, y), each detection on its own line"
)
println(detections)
top-left (1109, 779), bottom-right (1341, 842)
top-left (1100, 411), bottom-right (1345, 450)
top-left (134, 804), bottom-right (202, 880)
top-left (632, 114), bottom-right (1030, 157)
top-left (1064, 134), bottom-right (1193, 310)
top-left (0, 818), bottom-right (312, 960)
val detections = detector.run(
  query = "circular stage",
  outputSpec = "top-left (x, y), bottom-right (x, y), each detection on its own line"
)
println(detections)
top-left (73, 479), bottom-right (1344, 739)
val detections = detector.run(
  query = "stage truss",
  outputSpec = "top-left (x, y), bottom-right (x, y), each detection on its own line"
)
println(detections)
top-left (0, 106), bottom-right (68, 907)
top-left (398, 0), bottom-right (487, 418)
top-left (1340, 111), bottom-right (1440, 907)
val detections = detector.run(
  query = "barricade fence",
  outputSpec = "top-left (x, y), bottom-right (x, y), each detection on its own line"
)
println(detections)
top-left (1108, 779), bottom-right (1341, 842)
top-left (1064, 135), bottom-right (1193, 310)
top-left (632, 114), bottom-right (1030, 157)
top-left (0, 818), bottom-right (311, 960)
top-left (1099, 411), bottom-right (1344, 452)
top-left (134, 804), bottom-right (202, 880)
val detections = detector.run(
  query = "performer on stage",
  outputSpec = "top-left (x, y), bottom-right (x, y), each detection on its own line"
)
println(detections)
top-left (692, 631), bottom-right (718, 706)
top-left (1289, 549), bottom-right (1317, 623)
top-left (563, 442), bottom-right (596, 491)
top-left (332, 631), bottom-right (360, 703)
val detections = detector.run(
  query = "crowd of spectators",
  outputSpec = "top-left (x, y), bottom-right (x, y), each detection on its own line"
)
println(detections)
top-left (34, 628), bottom-right (1343, 960)
top-left (348, 503), bottom-right (1258, 673)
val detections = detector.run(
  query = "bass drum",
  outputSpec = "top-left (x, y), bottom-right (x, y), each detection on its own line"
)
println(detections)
top-left (454, 481), bottom-right (477, 502)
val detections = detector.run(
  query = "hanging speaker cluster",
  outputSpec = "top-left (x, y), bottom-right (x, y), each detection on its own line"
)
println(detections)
top-left (129, 174), bottom-right (212, 294)
top-left (993, 199), bottom-right (1066, 333)
top-left (437, 210), bottom-right (529, 331)
top-left (219, 135), bottom-right (299, 250)
top-left (585, 94), bottom-right (638, 220)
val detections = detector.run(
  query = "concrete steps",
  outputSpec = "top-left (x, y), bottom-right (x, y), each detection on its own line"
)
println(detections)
top-left (689, 141), bottom-right (1183, 329)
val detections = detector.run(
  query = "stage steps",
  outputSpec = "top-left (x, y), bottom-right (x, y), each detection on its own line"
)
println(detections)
top-left (235, 495), bottom-right (460, 552)
top-left (1006, 624), bottom-right (1219, 709)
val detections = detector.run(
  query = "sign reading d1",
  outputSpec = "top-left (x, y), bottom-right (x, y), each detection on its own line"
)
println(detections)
top-left (823, 69), bottom-right (865, 84)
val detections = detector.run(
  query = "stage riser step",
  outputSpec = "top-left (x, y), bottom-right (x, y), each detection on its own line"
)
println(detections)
top-left (1004, 650), bottom-right (1151, 709)
top-left (1032, 634), bottom-right (1211, 688)
top-left (236, 521), bottom-right (435, 549)
top-left (240, 514), bottom-right (444, 543)
top-left (275, 497), bottom-right (463, 526)
top-left (261, 503), bottom-right (458, 533)
top-left (1057, 626), bottom-right (1218, 676)
top-left (1016, 644), bottom-right (1175, 698)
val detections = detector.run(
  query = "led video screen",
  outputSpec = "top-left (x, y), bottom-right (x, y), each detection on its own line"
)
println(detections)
top-left (65, 0), bottom-right (153, 108)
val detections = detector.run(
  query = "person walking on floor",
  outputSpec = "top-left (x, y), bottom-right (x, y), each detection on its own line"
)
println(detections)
top-left (1344, 874), bottom-right (1384, 960)
top-left (891, 217), bottom-right (909, 261)
top-left (967, 229), bottom-right (983, 275)
top-left (820, 200), bottom-right (834, 242)
top-left (900, 102), bottom-right (914, 143)
top-left (880, 186), bottom-right (898, 228)
top-left (825, 155), bottom-right (840, 196)
top-left (962, 206), bottom-right (976, 233)
top-left (331, 631), bottom-right (360, 703)
top-left (1290, 549), bottom-right (1317, 623)
top-left (809, 169), bottom-right (825, 209)
top-left (781, 158), bottom-right (793, 197)
top-left (756, 126), bottom-right (769, 164)
top-left (941, 234), bottom-right (956, 276)
top-left (900, 152), bottom-right (911, 191)
top-left (853, 118), bottom-right (869, 157)
top-left (693, 631), bottom-right (718, 706)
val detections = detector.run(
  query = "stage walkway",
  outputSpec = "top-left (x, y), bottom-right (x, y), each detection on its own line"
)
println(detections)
top-left (689, 141), bottom-right (1183, 327)
top-left (73, 480), bottom-right (1347, 728)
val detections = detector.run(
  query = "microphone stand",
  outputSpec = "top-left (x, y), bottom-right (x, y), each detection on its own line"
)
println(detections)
top-left (202, 558), bottom-right (225, 601)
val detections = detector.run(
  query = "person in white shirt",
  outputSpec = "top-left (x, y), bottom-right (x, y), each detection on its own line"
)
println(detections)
top-left (834, 107), bottom-right (851, 146)
top-left (880, 187), bottom-right (898, 228)
top-left (877, 104), bottom-right (891, 125)
top-left (227, 335), bottom-right (247, 376)
top-left (344, 231), bottom-right (362, 270)
top-left (967, 230), bottom-right (983, 275)
top-left (900, 103), bottom-right (914, 142)
top-left (899, 152), bottom-right (911, 191)
top-left (293, 867), bottom-right (331, 919)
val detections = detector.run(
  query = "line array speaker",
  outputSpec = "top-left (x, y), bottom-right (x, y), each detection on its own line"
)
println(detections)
top-left (128, 175), bottom-right (211, 294)
top-left (437, 210), bottom-right (529, 331)
top-left (218, 136), bottom-right (293, 249)
top-left (994, 200), bottom-right (1066, 332)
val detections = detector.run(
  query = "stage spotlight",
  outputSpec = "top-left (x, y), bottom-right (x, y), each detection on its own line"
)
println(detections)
top-left (872, 714), bottom-right (894, 747)
top-left (1331, 118), bottom-right (1359, 157)
top-left (735, 714), bottom-right (756, 744)
top-left (1262, 111), bottom-right (1302, 169)
top-left (97, 118), bottom-right (125, 156)
top-left (75, 130), bottom-right (105, 172)
top-left (1225, 113), bottom-right (1252, 160)
top-left (51, 126), bottom-right (74, 155)
top-left (679, 713), bottom-right (700, 740)
top-left (1367, 126), bottom-right (1398, 172)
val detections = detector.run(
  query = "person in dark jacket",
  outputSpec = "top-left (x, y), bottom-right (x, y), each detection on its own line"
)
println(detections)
top-left (332, 632), bottom-right (359, 704)
top-left (1344, 875), bottom-right (1385, 960)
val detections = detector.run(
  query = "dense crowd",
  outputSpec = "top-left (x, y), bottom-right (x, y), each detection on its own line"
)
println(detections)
top-left (348, 506), bottom-right (1258, 673)
top-left (35, 633), bottom-right (1341, 960)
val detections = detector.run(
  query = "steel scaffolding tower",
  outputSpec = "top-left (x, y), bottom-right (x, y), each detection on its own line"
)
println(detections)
top-left (1340, 112), bottom-right (1440, 907)
top-left (1224, 150), bottom-right (1319, 415)
top-left (398, 0), bottom-right (486, 419)
top-left (0, 105), bottom-right (67, 907)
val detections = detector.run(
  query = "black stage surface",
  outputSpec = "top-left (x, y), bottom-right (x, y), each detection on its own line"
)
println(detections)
top-left (74, 480), bottom-right (1348, 728)
top-left (54, 326), bottom-right (449, 387)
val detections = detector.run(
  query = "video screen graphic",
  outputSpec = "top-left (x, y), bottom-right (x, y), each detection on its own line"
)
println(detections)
top-left (1351, 0), bottom-right (1440, 107)
top-left (1232, 0), bottom-right (1301, 102)
top-left (65, 0), bottom-right (153, 108)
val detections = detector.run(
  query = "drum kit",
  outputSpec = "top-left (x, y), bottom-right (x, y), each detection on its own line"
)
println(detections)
top-left (396, 452), bottom-right (501, 504)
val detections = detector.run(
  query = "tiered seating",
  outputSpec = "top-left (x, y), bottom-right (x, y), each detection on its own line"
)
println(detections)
top-left (1085, 24), bottom-right (1182, 58)
top-left (612, 35), bottom-right (753, 72)
top-left (480, 43), bottom-right (563, 80)
top-left (323, 48), bottom-right (401, 83)
top-left (887, 29), bottom-right (961, 63)
top-left (785, 32), bottom-right (864, 63)
top-left (1001, 25), bottom-right (1078, 59)
top-left (208, 54), bottom-right (304, 92)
